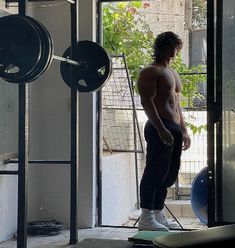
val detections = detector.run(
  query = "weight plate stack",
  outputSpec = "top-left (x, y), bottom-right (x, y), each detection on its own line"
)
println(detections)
top-left (0, 14), bottom-right (54, 83)
top-left (0, 14), bottom-right (43, 83)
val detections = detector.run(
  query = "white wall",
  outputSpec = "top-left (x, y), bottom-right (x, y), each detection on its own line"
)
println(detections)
top-left (0, 1), bottom-right (98, 239)
top-left (77, 0), bottom-right (98, 228)
top-left (27, 0), bottom-right (98, 229)
top-left (0, 0), bottom-right (138, 241)
top-left (0, 8), bottom-right (18, 242)
top-left (26, 1), bottom-right (71, 228)
top-left (0, 163), bottom-right (17, 242)
top-left (102, 153), bottom-right (137, 226)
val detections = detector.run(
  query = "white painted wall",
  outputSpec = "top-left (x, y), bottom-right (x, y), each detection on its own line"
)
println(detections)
top-left (77, 0), bottom-right (98, 228)
top-left (27, 0), bottom-right (98, 229)
top-left (0, 7), bottom-right (18, 241)
top-left (27, 1), bottom-right (71, 228)
top-left (102, 153), bottom-right (137, 226)
top-left (0, 0), bottom-right (98, 238)
top-left (0, 163), bottom-right (17, 242)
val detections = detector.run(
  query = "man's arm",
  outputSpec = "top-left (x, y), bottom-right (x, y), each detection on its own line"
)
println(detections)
top-left (137, 66), bottom-right (174, 145)
top-left (177, 94), bottom-right (191, 150)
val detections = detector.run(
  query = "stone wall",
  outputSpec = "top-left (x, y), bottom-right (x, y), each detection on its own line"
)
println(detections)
top-left (142, 0), bottom-right (191, 65)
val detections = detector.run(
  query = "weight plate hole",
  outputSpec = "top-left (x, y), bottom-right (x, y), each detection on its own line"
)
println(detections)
top-left (4, 64), bottom-right (20, 74)
top-left (78, 79), bottom-right (87, 87)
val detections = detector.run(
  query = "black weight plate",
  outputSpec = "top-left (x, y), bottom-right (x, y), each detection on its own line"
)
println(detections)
top-left (0, 14), bottom-right (42, 83)
top-left (23, 16), bottom-right (54, 82)
top-left (13, 15), bottom-right (46, 83)
top-left (27, 220), bottom-right (64, 236)
top-left (60, 40), bottom-right (112, 92)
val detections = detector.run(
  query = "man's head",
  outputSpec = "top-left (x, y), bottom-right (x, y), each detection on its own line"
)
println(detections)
top-left (153, 31), bottom-right (183, 62)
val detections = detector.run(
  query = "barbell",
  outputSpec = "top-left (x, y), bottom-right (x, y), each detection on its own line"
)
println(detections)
top-left (0, 14), bottom-right (112, 92)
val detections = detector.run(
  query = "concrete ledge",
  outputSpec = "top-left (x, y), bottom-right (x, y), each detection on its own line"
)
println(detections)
top-left (165, 200), bottom-right (196, 218)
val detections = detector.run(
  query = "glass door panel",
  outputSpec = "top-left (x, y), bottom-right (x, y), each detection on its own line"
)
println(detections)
top-left (222, 0), bottom-right (235, 223)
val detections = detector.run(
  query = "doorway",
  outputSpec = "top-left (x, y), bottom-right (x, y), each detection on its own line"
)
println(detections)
top-left (98, 0), bottom-right (208, 229)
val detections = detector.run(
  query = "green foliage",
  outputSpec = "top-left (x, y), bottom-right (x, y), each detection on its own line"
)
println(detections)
top-left (102, 1), bottom-right (207, 134)
top-left (102, 2), bottom-right (154, 81)
top-left (171, 56), bottom-right (206, 108)
top-left (185, 121), bottom-right (207, 135)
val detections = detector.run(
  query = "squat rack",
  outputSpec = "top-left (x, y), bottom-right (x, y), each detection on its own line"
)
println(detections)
top-left (0, 0), bottom-right (79, 247)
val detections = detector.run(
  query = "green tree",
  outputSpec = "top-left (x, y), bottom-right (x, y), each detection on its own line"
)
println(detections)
top-left (102, 1), bottom-right (207, 132)
top-left (171, 56), bottom-right (206, 108)
top-left (102, 1), bottom-right (154, 82)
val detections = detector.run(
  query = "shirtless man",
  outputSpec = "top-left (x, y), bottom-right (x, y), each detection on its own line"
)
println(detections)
top-left (137, 31), bottom-right (191, 231)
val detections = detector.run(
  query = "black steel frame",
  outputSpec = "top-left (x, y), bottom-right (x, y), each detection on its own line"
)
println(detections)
top-left (69, 0), bottom-right (79, 244)
top-left (0, 0), bottom-right (79, 247)
top-left (215, 0), bottom-right (223, 225)
top-left (97, 0), bottom-right (103, 228)
top-left (207, 0), bottom-right (216, 228)
top-left (207, 0), bottom-right (224, 227)
top-left (17, 2), bottom-right (29, 247)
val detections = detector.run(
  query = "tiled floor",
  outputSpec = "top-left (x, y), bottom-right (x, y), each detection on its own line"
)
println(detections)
top-left (0, 227), bottom-right (138, 248)
top-left (0, 218), bottom-right (207, 248)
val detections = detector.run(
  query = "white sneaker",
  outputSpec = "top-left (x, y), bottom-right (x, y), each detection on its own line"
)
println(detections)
top-left (154, 209), bottom-right (181, 229)
top-left (138, 209), bottom-right (169, 231)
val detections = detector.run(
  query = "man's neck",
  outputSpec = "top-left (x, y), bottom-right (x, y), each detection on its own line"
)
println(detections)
top-left (155, 59), bottom-right (171, 68)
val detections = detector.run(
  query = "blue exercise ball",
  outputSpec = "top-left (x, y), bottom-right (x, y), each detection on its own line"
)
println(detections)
top-left (191, 166), bottom-right (208, 224)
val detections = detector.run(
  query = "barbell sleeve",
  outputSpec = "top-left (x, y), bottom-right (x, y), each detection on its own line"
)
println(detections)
top-left (52, 55), bottom-right (81, 66)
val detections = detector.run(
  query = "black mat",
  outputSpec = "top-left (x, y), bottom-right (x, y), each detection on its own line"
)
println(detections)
top-left (72, 238), bottom-right (133, 248)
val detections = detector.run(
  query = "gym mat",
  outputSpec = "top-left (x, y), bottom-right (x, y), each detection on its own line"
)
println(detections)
top-left (71, 238), bottom-right (133, 248)
top-left (128, 231), bottom-right (178, 244)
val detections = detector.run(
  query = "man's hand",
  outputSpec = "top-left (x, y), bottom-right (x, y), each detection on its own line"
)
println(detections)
top-left (159, 128), bottom-right (174, 146)
top-left (182, 131), bottom-right (191, 150)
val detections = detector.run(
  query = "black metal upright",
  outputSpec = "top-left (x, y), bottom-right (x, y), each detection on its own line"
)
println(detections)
top-left (17, 0), bottom-right (29, 247)
top-left (207, 0), bottom-right (224, 227)
top-left (0, 0), bottom-right (79, 247)
top-left (97, 0), bottom-right (103, 227)
top-left (207, 0), bottom-right (215, 228)
top-left (70, 0), bottom-right (79, 244)
top-left (215, 0), bottom-right (223, 224)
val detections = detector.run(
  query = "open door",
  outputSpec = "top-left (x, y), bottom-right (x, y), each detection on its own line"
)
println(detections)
top-left (207, 0), bottom-right (235, 226)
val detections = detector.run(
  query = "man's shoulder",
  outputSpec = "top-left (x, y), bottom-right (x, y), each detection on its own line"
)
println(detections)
top-left (137, 64), bottom-right (161, 92)
top-left (169, 68), bottom-right (180, 76)
top-left (140, 64), bottom-right (162, 76)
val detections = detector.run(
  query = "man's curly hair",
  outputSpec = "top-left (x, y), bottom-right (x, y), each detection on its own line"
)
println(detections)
top-left (152, 31), bottom-right (183, 62)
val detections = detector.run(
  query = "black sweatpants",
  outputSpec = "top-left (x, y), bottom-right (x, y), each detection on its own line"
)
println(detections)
top-left (140, 119), bottom-right (183, 210)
